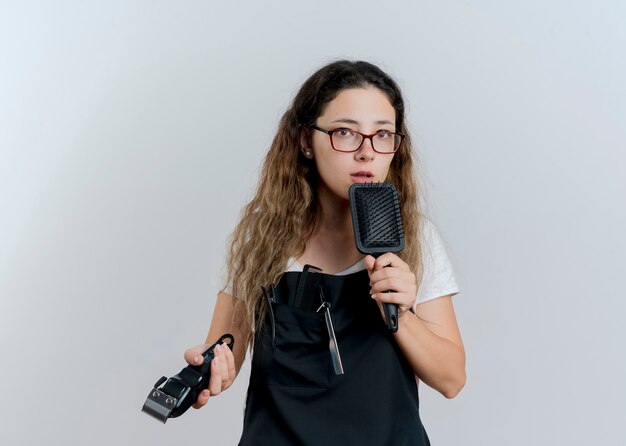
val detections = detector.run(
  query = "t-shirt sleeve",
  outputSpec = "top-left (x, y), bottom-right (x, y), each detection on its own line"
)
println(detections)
top-left (415, 220), bottom-right (460, 305)
top-left (223, 280), bottom-right (233, 296)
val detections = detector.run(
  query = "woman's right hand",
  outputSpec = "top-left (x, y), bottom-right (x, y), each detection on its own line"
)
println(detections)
top-left (183, 341), bottom-right (237, 409)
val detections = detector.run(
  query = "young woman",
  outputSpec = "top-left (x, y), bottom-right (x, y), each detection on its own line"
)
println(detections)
top-left (184, 60), bottom-right (465, 445)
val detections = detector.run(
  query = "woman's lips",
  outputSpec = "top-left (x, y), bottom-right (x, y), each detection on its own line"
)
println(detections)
top-left (351, 174), bottom-right (374, 183)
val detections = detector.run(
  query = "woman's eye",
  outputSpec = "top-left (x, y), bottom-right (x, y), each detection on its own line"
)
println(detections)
top-left (376, 131), bottom-right (392, 139)
top-left (336, 129), bottom-right (355, 137)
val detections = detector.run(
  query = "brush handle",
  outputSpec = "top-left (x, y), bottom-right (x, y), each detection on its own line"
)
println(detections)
top-left (376, 256), bottom-right (398, 333)
top-left (378, 259), bottom-right (398, 333)
top-left (383, 299), bottom-right (399, 333)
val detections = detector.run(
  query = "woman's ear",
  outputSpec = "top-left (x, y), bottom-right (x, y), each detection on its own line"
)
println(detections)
top-left (300, 129), bottom-right (313, 159)
top-left (301, 148), bottom-right (314, 159)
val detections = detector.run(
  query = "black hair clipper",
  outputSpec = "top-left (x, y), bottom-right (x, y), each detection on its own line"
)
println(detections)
top-left (141, 333), bottom-right (235, 423)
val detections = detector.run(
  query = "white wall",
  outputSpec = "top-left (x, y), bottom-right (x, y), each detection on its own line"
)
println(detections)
top-left (1, 1), bottom-right (624, 444)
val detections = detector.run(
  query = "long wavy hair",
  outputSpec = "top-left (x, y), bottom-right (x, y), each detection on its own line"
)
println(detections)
top-left (221, 60), bottom-right (426, 350)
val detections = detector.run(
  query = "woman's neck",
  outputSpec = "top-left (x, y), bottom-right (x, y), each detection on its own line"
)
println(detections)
top-left (295, 184), bottom-right (363, 273)
top-left (315, 183), bottom-right (353, 239)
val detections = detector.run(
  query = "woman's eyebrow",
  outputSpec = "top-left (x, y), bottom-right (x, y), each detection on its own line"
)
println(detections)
top-left (330, 118), bottom-right (395, 126)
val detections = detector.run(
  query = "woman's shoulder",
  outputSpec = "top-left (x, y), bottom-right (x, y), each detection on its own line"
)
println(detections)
top-left (419, 218), bottom-right (453, 257)
top-left (416, 218), bottom-right (460, 304)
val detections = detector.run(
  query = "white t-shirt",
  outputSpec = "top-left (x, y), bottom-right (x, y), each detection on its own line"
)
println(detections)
top-left (223, 220), bottom-right (459, 305)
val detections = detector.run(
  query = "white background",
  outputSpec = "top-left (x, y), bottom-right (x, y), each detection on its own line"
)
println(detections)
top-left (1, 1), bottom-right (625, 444)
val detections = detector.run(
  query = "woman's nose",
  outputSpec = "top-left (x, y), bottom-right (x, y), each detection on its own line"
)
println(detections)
top-left (356, 137), bottom-right (375, 160)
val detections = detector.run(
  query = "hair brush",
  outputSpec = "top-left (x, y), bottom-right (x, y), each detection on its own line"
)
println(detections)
top-left (349, 182), bottom-right (405, 333)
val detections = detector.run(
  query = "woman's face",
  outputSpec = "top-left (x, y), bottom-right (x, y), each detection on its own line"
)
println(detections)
top-left (306, 87), bottom-right (397, 201)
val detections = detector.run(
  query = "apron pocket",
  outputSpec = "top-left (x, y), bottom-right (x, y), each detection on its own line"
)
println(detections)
top-left (265, 303), bottom-right (332, 389)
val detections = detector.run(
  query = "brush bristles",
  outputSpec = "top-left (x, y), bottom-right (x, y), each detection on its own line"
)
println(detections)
top-left (350, 183), bottom-right (404, 253)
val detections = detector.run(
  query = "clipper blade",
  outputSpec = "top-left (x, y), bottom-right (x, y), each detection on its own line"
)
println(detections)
top-left (141, 388), bottom-right (177, 423)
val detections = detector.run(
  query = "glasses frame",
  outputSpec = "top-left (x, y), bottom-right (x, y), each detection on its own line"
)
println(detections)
top-left (308, 124), bottom-right (404, 154)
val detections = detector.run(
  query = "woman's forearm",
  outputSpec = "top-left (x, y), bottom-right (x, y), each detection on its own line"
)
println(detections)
top-left (393, 311), bottom-right (466, 398)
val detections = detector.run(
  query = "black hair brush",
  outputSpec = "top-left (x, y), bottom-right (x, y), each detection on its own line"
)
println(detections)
top-left (349, 182), bottom-right (405, 333)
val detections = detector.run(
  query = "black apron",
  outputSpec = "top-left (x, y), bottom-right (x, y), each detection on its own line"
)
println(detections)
top-left (238, 269), bottom-right (430, 446)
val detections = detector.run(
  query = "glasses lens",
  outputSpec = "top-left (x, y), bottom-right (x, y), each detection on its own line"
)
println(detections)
top-left (331, 129), bottom-right (363, 152)
top-left (372, 132), bottom-right (400, 153)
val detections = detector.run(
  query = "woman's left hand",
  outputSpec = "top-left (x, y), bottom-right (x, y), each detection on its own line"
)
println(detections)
top-left (365, 253), bottom-right (417, 321)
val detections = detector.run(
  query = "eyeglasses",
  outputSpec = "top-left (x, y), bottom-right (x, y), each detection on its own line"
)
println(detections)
top-left (308, 125), bottom-right (404, 154)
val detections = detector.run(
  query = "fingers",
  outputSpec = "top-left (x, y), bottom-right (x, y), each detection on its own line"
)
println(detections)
top-left (366, 254), bottom-right (417, 326)
top-left (370, 290), bottom-right (412, 306)
top-left (184, 344), bottom-right (210, 366)
top-left (208, 348), bottom-right (225, 396)
top-left (208, 343), bottom-right (236, 397)
top-left (366, 253), bottom-right (416, 307)
top-left (370, 276), bottom-right (414, 295)
top-left (369, 269), bottom-right (416, 293)
top-left (365, 255), bottom-right (376, 274)
top-left (192, 389), bottom-right (211, 409)
top-left (367, 252), bottom-right (407, 273)
top-left (366, 254), bottom-right (411, 284)
top-left (219, 345), bottom-right (230, 388)
top-left (369, 273), bottom-right (416, 308)
top-left (187, 342), bottom-right (237, 410)
top-left (224, 343), bottom-right (237, 383)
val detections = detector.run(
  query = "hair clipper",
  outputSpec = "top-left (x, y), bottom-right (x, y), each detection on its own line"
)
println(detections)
top-left (141, 333), bottom-right (235, 423)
